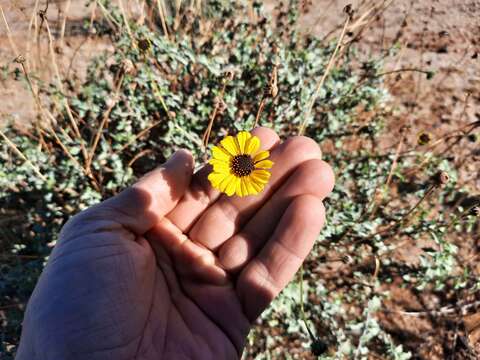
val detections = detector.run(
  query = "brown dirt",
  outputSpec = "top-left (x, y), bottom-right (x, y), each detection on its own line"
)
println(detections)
top-left (0, 0), bottom-right (110, 127)
top-left (289, 1), bottom-right (480, 358)
top-left (271, 1), bottom-right (480, 358)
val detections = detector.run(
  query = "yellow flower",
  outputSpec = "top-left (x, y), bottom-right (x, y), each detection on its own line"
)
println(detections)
top-left (417, 131), bottom-right (432, 146)
top-left (208, 131), bottom-right (274, 197)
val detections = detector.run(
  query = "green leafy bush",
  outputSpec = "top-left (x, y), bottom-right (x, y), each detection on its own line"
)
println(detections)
top-left (1, 1), bottom-right (478, 359)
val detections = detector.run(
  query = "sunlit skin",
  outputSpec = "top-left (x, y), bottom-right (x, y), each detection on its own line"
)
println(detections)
top-left (17, 128), bottom-right (335, 360)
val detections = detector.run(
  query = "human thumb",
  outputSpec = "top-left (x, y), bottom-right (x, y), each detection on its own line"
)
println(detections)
top-left (86, 149), bottom-right (194, 234)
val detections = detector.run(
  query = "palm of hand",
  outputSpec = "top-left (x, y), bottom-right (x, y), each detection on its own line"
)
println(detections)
top-left (17, 128), bottom-right (334, 360)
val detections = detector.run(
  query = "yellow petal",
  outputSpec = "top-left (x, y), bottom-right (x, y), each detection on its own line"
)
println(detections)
top-left (240, 178), bottom-right (250, 196)
top-left (245, 177), bottom-right (258, 195)
top-left (226, 176), bottom-right (239, 196)
top-left (245, 135), bottom-right (260, 155)
top-left (254, 150), bottom-right (270, 163)
top-left (208, 172), bottom-right (228, 188)
top-left (212, 146), bottom-right (232, 162)
top-left (213, 163), bottom-right (231, 173)
top-left (253, 169), bottom-right (271, 178)
top-left (210, 158), bottom-right (231, 172)
top-left (218, 174), bottom-right (235, 192)
top-left (235, 131), bottom-right (251, 153)
top-left (221, 136), bottom-right (240, 156)
top-left (255, 159), bottom-right (274, 169)
top-left (251, 169), bottom-right (271, 184)
top-left (209, 158), bottom-right (229, 166)
top-left (235, 178), bottom-right (245, 197)
top-left (249, 178), bottom-right (264, 193)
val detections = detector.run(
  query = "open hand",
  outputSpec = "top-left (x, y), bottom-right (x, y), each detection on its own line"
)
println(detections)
top-left (17, 127), bottom-right (334, 360)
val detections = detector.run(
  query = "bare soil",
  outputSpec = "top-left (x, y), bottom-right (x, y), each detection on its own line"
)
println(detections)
top-left (291, 1), bottom-right (480, 358)
top-left (0, 0), bottom-right (110, 126)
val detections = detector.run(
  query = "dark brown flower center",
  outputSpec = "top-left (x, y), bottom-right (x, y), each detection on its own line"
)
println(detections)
top-left (231, 154), bottom-right (255, 177)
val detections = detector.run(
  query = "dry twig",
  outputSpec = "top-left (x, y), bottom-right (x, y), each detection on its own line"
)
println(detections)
top-left (299, 8), bottom-right (352, 135)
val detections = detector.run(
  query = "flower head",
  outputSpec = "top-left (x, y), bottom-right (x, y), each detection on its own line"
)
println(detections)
top-left (208, 131), bottom-right (274, 197)
top-left (417, 131), bottom-right (432, 146)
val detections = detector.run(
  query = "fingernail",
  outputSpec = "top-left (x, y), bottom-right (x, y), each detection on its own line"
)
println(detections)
top-left (165, 149), bottom-right (193, 166)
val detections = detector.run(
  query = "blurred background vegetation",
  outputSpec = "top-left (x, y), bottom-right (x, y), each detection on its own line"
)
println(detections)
top-left (0, 0), bottom-right (479, 359)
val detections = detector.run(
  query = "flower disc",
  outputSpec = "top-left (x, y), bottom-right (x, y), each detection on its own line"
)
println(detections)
top-left (208, 131), bottom-right (274, 197)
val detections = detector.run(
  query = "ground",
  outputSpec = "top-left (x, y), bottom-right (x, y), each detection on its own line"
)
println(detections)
top-left (293, 1), bottom-right (480, 357)
top-left (1, 0), bottom-right (479, 358)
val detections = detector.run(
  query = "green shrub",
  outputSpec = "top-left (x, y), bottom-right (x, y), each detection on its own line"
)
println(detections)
top-left (1, 1), bottom-right (477, 359)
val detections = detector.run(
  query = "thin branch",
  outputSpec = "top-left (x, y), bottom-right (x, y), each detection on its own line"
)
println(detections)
top-left (384, 300), bottom-right (480, 318)
top-left (86, 74), bottom-right (125, 170)
top-left (44, 16), bottom-right (89, 165)
top-left (59, 0), bottom-right (72, 46)
top-left (369, 184), bottom-right (437, 238)
top-left (118, 0), bottom-right (136, 46)
top-left (253, 63), bottom-right (278, 129)
top-left (0, 129), bottom-right (47, 182)
top-left (202, 72), bottom-right (232, 150)
top-left (156, 0), bottom-right (170, 40)
top-left (299, 13), bottom-right (351, 135)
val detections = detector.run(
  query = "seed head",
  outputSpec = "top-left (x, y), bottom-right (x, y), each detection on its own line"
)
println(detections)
top-left (121, 59), bottom-right (135, 75)
top-left (263, 84), bottom-right (278, 98)
top-left (341, 255), bottom-right (354, 265)
top-left (222, 69), bottom-right (235, 82)
top-left (38, 10), bottom-right (47, 20)
top-left (343, 4), bottom-right (354, 18)
top-left (433, 171), bottom-right (450, 186)
top-left (311, 339), bottom-right (328, 356)
top-left (470, 206), bottom-right (480, 217)
top-left (14, 55), bottom-right (26, 64)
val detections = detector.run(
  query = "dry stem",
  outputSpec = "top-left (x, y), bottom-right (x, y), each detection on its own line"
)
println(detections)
top-left (368, 131), bottom-right (407, 219)
top-left (43, 112), bottom-right (101, 192)
top-left (44, 16), bottom-right (89, 165)
top-left (1, 6), bottom-right (45, 141)
top-left (371, 184), bottom-right (437, 238)
top-left (299, 13), bottom-right (351, 135)
top-left (202, 81), bottom-right (228, 150)
top-left (118, 0), bottom-right (136, 46)
top-left (156, 0), bottom-right (170, 40)
top-left (59, 0), bottom-right (72, 46)
top-left (86, 74), bottom-right (125, 170)
top-left (0, 129), bottom-right (47, 182)
top-left (253, 63), bottom-right (278, 129)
